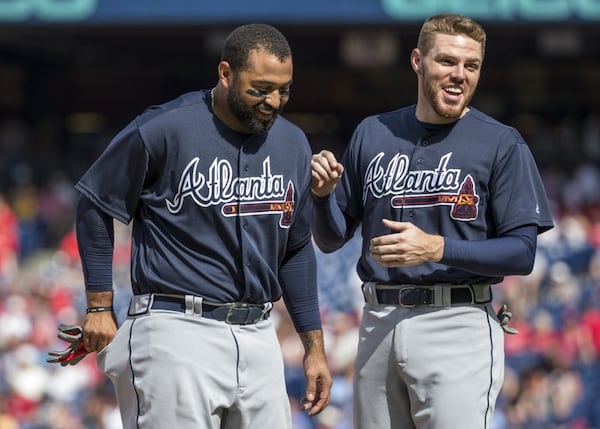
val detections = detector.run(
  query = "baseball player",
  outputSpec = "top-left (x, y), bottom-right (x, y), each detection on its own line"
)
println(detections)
top-left (310, 14), bottom-right (553, 429)
top-left (68, 23), bottom-right (331, 429)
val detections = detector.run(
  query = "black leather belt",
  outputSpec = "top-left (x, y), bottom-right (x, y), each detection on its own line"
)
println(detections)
top-left (377, 287), bottom-right (474, 306)
top-left (362, 283), bottom-right (492, 307)
top-left (147, 295), bottom-right (271, 325)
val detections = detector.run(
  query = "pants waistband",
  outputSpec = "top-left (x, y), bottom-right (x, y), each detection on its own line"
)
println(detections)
top-left (362, 283), bottom-right (492, 308)
top-left (128, 293), bottom-right (272, 325)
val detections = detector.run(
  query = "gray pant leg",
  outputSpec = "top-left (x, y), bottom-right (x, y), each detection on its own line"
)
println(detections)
top-left (97, 313), bottom-right (291, 429)
top-left (354, 304), bottom-right (504, 429)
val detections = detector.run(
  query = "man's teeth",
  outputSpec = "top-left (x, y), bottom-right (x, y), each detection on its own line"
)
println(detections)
top-left (445, 87), bottom-right (462, 94)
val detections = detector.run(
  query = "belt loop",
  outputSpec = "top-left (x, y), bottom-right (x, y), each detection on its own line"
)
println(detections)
top-left (193, 296), bottom-right (203, 317)
top-left (128, 293), bottom-right (153, 316)
top-left (440, 285), bottom-right (452, 308)
top-left (362, 282), bottom-right (379, 305)
top-left (184, 295), bottom-right (204, 317)
top-left (184, 295), bottom-right (194, 316)
top-left (472, 284), bottom-right (491, 303)
top-left (262, 302), bottom-right (273, 318)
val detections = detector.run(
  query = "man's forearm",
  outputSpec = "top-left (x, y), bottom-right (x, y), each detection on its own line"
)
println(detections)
top-left (86, 290), bottom-right (114, 308)
top-left (298, 329), bottom-right (326, 356)
top-left (311, 194), bottom-right (349, 253)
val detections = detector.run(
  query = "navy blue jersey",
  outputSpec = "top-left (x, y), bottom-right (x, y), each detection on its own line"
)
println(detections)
top-left (334, 105), bottom-right (553, 285)
top-left (76, 90), bottom-right (314, 303)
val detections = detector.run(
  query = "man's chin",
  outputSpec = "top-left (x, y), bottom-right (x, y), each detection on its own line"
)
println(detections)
top-left (436, 104), bottom-right (465, 120)
top-left (250, 115), bottom-right (278, 134)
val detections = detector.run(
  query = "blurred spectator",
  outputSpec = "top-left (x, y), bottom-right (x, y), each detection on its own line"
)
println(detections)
top-left (0, 193), bottom-right (19, 287)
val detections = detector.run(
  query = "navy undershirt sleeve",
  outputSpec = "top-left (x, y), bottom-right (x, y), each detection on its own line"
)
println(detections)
top-left (312, 189), bottom-right (538, 277)
top-left (279, 240), bottom-right (321, 333)
top-left (441, 224), bottom-right (538, 276)
top-left (311, 193), bottom-right (350, 253)
top-left (76, 195), bottom-right (115, 292)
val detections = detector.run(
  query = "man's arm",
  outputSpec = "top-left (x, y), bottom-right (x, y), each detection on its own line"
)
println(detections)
top-left (370, 220), bottom-right (538, 276)
top-left (441, 224), bottom-right (537, 276)
top-left (76, 195), bottom-right (118, 352)
top-left (279, 240), bottom-right (332, 415)
top-left (298, 329), bottom-right (331, 416)
top-left (311, 150), bottom-right (350, 252)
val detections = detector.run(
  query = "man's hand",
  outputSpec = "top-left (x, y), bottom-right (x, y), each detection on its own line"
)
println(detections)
top-left (299, 330), bottom-right (332, 416)
top-left (83, 291), bottom-right (118, 352)
top-left (311, 150), bottom-right (344, 198)
top-left (370, 219), bottom-right (444, 267)
top-left (83, 311), bottom-right (118, 352)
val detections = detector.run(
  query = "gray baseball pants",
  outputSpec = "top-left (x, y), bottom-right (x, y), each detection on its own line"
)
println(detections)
top-left (353, 303), bottom-right (504, 429)
top-left (96, 301), bottom-right (292, 429)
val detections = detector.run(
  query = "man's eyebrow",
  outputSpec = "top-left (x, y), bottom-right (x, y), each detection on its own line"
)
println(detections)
top-left (250, 79), bottom-right (293, 86)
top-left (435, 53), bottom-right (482, 64)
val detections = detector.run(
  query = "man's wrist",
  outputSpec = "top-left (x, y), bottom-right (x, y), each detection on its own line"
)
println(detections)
top-left (86, 306), bottom-right (114, 314)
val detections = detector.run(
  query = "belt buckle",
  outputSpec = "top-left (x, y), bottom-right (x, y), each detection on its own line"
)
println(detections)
top-left (399, 287), bottom-right (416, 307)
top-left (225, 303), bottom-right (245, 324)
top-left (225, 303), bottom-right (259, 325)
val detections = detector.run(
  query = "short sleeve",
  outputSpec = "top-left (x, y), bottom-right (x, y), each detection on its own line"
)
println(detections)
top-left (489, 130), bottom-right (554, 235)
top-left (75, 120), bottom-right (150, 224)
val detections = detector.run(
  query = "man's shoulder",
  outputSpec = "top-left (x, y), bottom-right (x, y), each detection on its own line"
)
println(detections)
top-left (353, 105), bottom-right (416, 137)
top-left (135, 91), bottom-right (209, 127)
top-left (465, 107), bottom-right (525, 142)
top-left (366, 105), bottom-right (415, 123)
top-left (271, 115), bottom-right (309, 143)
top-left (466, 107), bottom-right (511, 129)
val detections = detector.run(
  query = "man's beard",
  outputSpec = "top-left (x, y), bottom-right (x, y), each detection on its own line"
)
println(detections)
top-left (423, 69), bottom-right (473, 120)
top-left (227, 81), bottom-right (281, 134)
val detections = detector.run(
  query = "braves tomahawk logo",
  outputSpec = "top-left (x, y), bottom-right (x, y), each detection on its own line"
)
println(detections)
top-left (166, 157), bottom-right (294, 228)
top-left (364, 152), bottom-right (479, 221)
top-left (222, 182), bottom-right (294, 228)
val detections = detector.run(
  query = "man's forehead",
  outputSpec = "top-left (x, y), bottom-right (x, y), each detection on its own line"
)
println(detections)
top-left (240, 50), bottom-right (293, 80)
top-left (429, 33), bottom-right (483, 59)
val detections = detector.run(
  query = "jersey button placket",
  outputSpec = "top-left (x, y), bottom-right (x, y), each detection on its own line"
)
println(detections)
top-left (239, 144), bottom-right (253, 299)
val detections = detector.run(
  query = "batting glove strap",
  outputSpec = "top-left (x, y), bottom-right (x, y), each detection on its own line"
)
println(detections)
top-left (47, 324), bottom-right (90, 366)
top-left (496, 304), bottom-right (519, 335)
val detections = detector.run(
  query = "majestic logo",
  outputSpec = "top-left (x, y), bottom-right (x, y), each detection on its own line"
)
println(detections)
top-left (166, 157), bottom-right (294, 227)
top-left (364, 152), bottom-right (479, 221)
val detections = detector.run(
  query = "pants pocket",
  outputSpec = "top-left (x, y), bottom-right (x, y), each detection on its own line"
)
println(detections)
top-left (96, 318), bottom-right (131, 379)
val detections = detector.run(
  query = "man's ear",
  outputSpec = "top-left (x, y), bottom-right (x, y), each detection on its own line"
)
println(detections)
top-left (218, 61), bottom-right (233, 88)
top-left (410, 48), bottom-right (421, 74)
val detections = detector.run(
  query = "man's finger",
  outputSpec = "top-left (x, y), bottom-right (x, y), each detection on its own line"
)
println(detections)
top-left (381, 218), bottom-right (410, 231)
top-left (304, 384), bottom-right (331, 416)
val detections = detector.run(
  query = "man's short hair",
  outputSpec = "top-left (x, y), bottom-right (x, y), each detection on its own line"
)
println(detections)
top-left (221, 23), bottom-right (292, 71)
top-left (417, 14), bottom-right (486, 57)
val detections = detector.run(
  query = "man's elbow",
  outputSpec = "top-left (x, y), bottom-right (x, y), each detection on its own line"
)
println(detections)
top-left (312, 236), bottom-right (344, 254)
top-left (516, 253), bottom-right (536, 275)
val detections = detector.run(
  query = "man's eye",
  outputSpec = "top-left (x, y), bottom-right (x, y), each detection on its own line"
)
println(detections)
top-left (247, 88), bottom-right (269, 97)
top-left (280, 88), bottom-right (290, 97)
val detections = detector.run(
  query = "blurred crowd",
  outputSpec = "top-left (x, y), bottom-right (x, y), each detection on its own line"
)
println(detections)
top-left (1, 111), bottom-right (600, 429)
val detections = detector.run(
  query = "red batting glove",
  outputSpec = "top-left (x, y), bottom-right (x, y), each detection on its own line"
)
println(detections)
top-left (47, 324), bottom-right (90, 366)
